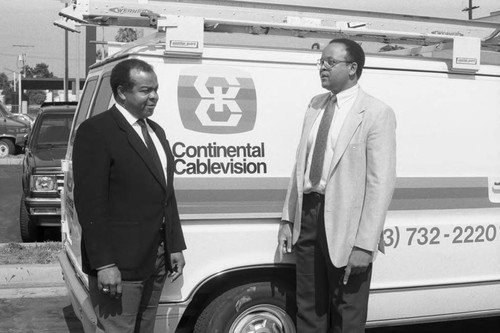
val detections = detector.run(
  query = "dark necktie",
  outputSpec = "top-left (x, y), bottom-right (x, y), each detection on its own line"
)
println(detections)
top-left (137, 118), bottom-right (165, 183)
top-left (309, 95), bottom-right (337, 187)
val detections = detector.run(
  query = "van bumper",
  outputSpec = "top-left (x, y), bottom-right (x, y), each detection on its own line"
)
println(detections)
top-left (25, 197), bottom-right (61, 215)
top-left (59, 251), bottom-right (98, 333)
top-left (25, 197), bottom-right (62, 226)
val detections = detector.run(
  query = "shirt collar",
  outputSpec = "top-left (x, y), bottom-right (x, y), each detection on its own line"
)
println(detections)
top-left (115, 103), bottom-right (142, 127)
top-left (332, 84), bottom-right (359, 109)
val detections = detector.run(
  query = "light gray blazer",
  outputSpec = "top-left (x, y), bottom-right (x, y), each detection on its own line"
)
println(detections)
top-left (282, 87), bottom-right (397, 267)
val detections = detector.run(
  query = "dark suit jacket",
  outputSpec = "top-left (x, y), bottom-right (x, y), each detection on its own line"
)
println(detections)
top-left (73, 106), bottom-right (186, 281)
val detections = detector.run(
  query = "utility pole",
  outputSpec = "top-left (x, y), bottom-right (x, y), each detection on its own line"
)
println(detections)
top-left (13, 44), bottom-right (34, 113)
top-left (64, 2), bottom-right (69, 102)
top-left (462, 0), bottom-right (480, 20)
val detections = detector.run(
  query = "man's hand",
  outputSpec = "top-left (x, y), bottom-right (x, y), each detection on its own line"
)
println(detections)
top-left (169, 252), bottom-right (185, 282)
top-left (97, 266), bottom-right (122, 299)
top-left (278, 221), bottom-right (293, 255)
top-left (343, 247), bottom-right (373, 285)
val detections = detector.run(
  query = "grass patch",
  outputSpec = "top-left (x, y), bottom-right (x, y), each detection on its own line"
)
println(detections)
top-left (0, 242), bottom-right (62, 265)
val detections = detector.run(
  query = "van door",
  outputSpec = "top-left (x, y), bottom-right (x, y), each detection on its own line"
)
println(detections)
top-left (62, 71), bottom-right (115, 276)
top-left (62, 75), bottom-right (99, 269)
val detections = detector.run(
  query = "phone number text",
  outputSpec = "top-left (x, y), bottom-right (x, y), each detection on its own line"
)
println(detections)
top-left (383, 224), bottom-right (498, 249)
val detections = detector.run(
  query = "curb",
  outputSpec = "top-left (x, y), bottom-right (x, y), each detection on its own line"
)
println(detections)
top-left (0, 263), bottom-right (66, 299)
top-left (0, 285), bottom-right (67, 299)
top-left (0, 242), bottom-right (66, 298)
top-left (0, 263), bottom-right (64, 285)
top-left (0, 157), bottom-right (23, 165)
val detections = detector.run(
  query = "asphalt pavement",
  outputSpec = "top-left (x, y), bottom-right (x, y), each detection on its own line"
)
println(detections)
top-left (0, 159), bottom-right (83, 332)
top-left (0, 162), bottom-right (23, 243)
top-left (0, 161), bottom-right (60, 243)
top-left (0, 296), bottom-right (83, 333)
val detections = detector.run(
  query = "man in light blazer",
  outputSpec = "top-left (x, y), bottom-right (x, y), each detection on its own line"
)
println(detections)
top-left (73, 59), bottom-right (186, 333)
top-left (279, 38), bottom-right (396, 332)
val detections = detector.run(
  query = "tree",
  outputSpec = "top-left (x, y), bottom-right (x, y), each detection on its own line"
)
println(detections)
top-left (379, 44), bottom-right (405, 52)
top-left (23, 63), bottom-right (55, 105)
top-left (115, 28), bottom-right (143, 43)
top-left (0, 72), bottom-right (15, 104)
top-left (96, 47), bottom-right (108, 61)
top-left (0, 73), bottom-right (9, 89)
top-left (28, 90), bottom-right (46, 105)
top-left (0, 73), bottom-right (11, 94)
top-left (115, 28), bottom-right (138, 42)
top-left (24, 63), bottom-right (54, 78)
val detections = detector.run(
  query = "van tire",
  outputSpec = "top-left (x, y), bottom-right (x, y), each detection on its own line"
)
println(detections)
top-left (20, 194), bottom-right (40, 242)
top-left (194, 282), bottom-right (296, 333)
top-left (0, 139), bottom-right (15, 157)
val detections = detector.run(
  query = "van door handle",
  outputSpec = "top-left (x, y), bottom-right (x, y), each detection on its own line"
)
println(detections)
top-left (488, 178), bottom-right (500, 202)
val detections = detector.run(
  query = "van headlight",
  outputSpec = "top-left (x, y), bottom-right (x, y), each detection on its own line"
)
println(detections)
top-left (32, 175), bottom-right (57, 191)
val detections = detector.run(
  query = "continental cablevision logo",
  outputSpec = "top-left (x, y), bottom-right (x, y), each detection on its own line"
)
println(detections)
top-left (177, 67), bottom-right (257, 134)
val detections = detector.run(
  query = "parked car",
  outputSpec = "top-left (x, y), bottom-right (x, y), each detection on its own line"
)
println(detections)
top-left (0, 102), bottom-right (35, 126)
top-left (0, 102), bottom-right (31, 157)
top-left (20, 104), bottom-right (76, 241)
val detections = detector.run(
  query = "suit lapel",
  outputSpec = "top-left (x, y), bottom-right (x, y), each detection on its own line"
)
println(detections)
top-left (110, 107), bottom-right (167, 191)
top-left (327, 89), bottom-right (367, 176)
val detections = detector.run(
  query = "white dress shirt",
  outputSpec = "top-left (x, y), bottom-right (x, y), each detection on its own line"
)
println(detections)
top-left (115, 104), bottom-right (168, 182)
top-left (304, 84), bottom-right (360, 194)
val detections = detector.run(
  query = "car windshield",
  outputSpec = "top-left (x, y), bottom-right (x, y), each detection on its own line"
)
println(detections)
top-left (34, 113), bottom-right (73, 147)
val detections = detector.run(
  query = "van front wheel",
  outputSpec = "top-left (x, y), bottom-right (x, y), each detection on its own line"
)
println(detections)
top-left (194, 282), bottom-right (296, 333)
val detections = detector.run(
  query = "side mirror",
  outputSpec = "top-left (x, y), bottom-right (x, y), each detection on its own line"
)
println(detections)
top-left (22, 134), bottom-right (29, 150)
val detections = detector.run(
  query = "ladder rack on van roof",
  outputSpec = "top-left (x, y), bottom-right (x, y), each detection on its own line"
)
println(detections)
top-left (56, 0), bottom-right (500, 41)
top-left (55, 0), bottom-right (500, 70)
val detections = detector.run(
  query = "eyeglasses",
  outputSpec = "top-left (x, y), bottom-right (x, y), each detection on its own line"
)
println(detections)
top-left (316, 58), bottom-right (353, 70)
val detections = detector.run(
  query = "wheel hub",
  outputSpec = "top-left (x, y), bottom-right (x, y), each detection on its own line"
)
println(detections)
top-left (230, 305), bottom-right (295, 333)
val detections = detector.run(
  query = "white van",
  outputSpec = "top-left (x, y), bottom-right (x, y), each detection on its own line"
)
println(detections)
top-left (58, 2), bottom-right (500, 332)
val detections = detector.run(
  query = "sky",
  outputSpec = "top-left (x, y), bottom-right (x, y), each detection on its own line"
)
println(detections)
top-left (0, 0), bottom-right (499, 80)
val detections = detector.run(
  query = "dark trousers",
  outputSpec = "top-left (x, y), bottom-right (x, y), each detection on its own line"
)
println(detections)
top-left (88, 241), bottom-right (167, 333)
top-left (296, 193), bottom-right (373, 333)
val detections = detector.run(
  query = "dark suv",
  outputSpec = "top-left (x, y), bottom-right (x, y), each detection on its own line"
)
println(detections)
top-left (20, 104), bottom-right (76, 241)
top-left (0, 102), bottom-right (31, 157)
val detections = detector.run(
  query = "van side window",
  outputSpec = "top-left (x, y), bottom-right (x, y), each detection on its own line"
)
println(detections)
top-left (70, 76), bottom-right (98, 144)
top-left (90, 73), bottom-right (114, 117)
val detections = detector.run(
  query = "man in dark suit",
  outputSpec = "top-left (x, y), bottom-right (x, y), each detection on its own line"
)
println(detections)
top-left (73, 58), bottom-right (186, 333)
